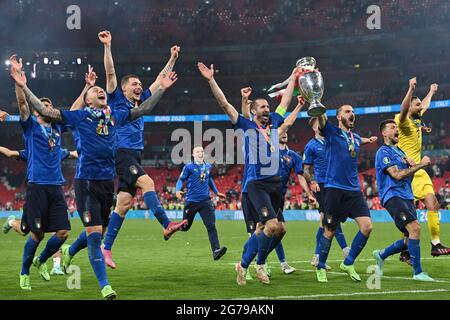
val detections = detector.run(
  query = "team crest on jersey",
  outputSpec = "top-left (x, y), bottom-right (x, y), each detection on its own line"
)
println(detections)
top-left (383, 157), bottom-right (390, 164)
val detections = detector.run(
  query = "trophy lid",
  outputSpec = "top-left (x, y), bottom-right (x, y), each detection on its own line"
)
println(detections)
top-left (296, 57), bottom-right (316, 70)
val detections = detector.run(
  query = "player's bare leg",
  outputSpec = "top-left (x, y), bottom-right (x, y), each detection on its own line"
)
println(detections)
top-left (423, 193), bottom-right (450, 256)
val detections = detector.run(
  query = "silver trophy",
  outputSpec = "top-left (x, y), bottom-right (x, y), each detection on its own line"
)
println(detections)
top-left (296, 57), bottom-right (326, 117)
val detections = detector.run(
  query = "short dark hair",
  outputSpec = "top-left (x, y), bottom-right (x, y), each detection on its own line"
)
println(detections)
top-left (121, 74), bottom-right (140, 87)
top-left (83, 86), bottom-right (95, 104)
top-left (379, 119), bottom-right (396, 132)
top-left (39, 97), bottom-right (53, 106)
top-left (250, 98), bottom-right (268, 111)
top-left (411, 96), bottom-right (420, 103)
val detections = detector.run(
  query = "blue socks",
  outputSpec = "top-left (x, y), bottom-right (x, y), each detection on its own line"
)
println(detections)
top-left (315, 227), bottom-right (324, 255)
top-left (38, 234), bottom-right (66, 263)
top-left (241, 233), bottom-right (259, 268)
top-left (256, 232), bottom-right (272, 265)
top-left (379, 239), bottom-right (407, 260)
top-left (335, 224), bottom-right (348, 250)
top-left (275, 242), bottom-right (286, 263)
top-left (344, 231), bottom-right (369, 266)
top-left (69, 231), bottom-right (88, 257)
top-left (318, 235), bottom-right (332, 269)
top-left (87, 232), bottom-right (109, 289)
top-left (21, 236), bottom-right (39, 275)
top-left (408, 239), bottom-right (423, 275)
top-left (103, 211), bottom-right (124, 251)
top-left (144, 191), bottom-right (170, 228)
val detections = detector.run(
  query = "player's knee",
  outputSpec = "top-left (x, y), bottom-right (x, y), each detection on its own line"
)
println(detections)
top-left (31, 232), bottom-right (44, 243)
top-left (277, 223), bottom-right (287, 237)
top-left (56, 230), bottom-right (69, 240)
top-left (264, 219), bottom-right (278, 235)
top-left (360, 223), bottom-right (373, 237)
top-left (407, 222), bottom-right (421, 237)
top-left (136, 175), bottom-right (155, 193)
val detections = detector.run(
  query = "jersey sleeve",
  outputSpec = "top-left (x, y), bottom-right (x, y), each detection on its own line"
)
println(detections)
top-left (376, 148), bottom-right (396, 172)
top-left (394, 113), bottom-right (410, 129)
top-left (18, 149), bottom-right (27, 162)
top-left (233, 114), bottom-right (253, 130)
top-left (293, 152), bottom-right (304, 175)
top-left (270, 112), bottom-right (285, 128)
top-left (19, 115), bottom-right (34, 133)
top-left (321, 120), bottom-right (339, 140)
top-left (302, 143), bottom-right (315, 165)
top-left (107, 87), bottom-right (122, 108)
top-left (141, 89), bottom-right (152, 102)
top-left (61, 110), bottom-right (86, 127)
top-left (176, 165), bottom-right (189, 191)
top-left (208, 177), bottom-right (219, 194)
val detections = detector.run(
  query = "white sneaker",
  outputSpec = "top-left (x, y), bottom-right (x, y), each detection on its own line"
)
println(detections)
top-left (235, 263), bottom-right (247, 286)
top-left (255, 264), bottom-right (270, 284)
top-left (281, 262), bottom-right (296, 274)
top-left (50, 266), bottom-right (65, 275)
top-left (310, 254), bottom-right (332, 270)
top-left (343, 247), bottom-right (351, 260)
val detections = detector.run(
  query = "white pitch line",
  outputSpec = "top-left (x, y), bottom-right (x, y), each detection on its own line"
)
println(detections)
top-left (295, 268), bottom-right (450, 284)
top-left (230, 289), bottom-right (449, 300)
top-left (228, 256), bottom-right (450, 265)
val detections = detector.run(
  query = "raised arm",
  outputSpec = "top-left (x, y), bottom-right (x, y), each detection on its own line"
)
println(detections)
top-left (128, 72), bottom-right (178, 120)
top-left (9, 56), bottom-right (31, 121)
top-left (0, 146), bottom-right (20, 159)
top-left (241, 87), bottom-right (252, 119)
top-left (149, 46), bottom-right (180, 94)
top-left (99, 31), bottom-right (117, 93)
top-left (420, 83), bottom-right (438, 115)
top-left (70, 66), bottom-right (97, 111)
top-left (386, 156), bottom-right (430, 181)
top-left (278, 67), bottom-right (300, 113)
top-left (198, 62), bottom-right (239, 124)
top-left (361, 136), bottom-right (378, 145)
top-left (11, 62), bottom-right (62, 121)
top-left (278, 96), bottom-right (305, 136)
top-left (399, 77), bottom-right (416, 123)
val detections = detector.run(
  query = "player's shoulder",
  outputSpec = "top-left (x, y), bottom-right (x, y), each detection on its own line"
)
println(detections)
top-left (376, 145), bottom-right (390, 157)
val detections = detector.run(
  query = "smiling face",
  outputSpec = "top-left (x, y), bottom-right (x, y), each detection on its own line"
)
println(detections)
top-left (337, 104), bottom-right (355, 129)
top-left (250, 99), bottom-right (270, 125)
top-left (121, 75), bottom-right (143, 103)
top-left (192, 146), bottom-right (204, 163)
top-left (85, 86), bottom-right (108, 109)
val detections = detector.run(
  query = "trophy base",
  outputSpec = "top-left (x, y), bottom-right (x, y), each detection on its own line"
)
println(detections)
top-left (307, 101), bottom-right (327, 117)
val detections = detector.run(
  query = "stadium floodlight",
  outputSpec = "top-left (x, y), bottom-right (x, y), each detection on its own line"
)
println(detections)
top-left (44, 57), bottom-right (49, 64)
top-left (4, 60), bottom-right (10, 66)
top-left (53, 60), bottom-right (60, 65)
top-left (77, 58), bottom-right (82, 65)
top-left (26, 62), bottom-right (31, 66)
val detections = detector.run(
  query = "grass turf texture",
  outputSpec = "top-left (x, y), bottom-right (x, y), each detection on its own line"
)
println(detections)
top-left (1, 219), bottom-right (450, 300)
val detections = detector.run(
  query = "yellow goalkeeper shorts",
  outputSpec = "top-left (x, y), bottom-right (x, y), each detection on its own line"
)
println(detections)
top-left (412, 169), bottom-right (435, 201)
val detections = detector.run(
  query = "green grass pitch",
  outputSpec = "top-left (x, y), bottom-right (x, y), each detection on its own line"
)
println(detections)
top-left (1, 219), bottom-right (450, 300)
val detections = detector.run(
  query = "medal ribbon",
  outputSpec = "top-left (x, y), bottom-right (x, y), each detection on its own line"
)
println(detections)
top-left (39, 124), bottom-right (56, 151)
top-left (256, 122), bottom-right (275, 152)
top-left (341, 129), bottom-right (355, 153)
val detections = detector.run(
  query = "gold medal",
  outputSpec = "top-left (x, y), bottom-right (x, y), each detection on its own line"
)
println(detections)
top-left (270, 145), bottom-right (276, 152)
top-left (351, 150), bottom-right (356, 158)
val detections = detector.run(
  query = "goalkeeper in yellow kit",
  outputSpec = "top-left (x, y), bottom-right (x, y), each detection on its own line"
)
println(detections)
top-left (395, 77), bottom-right (450, 259)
